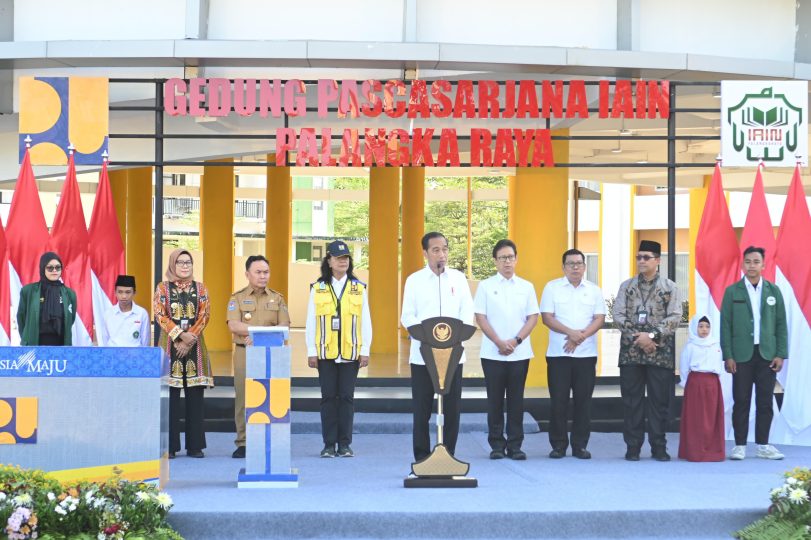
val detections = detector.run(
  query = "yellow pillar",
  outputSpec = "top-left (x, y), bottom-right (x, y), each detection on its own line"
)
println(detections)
top-left (369, 168), bottom-right (400, 355)
top-left (512, 131), bottom-right (569, 387)
top-left (507, 175), bottom-right (516, 239)
top-left (266, 157), bottom-right (292, 300)
top-left (401, 168), bottom-right (425, 338)
top-left (688, 176), bottom-right (711, 319)
top-left (126, 168), bottom-right (152, 313)
top-left (108, 168), bottom-right (128, 248)
top-left (201, 159), bottom-right (234, 351)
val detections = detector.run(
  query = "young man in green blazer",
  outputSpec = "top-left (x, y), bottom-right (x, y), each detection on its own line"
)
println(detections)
top-left (720, 246), bottom-right (787, 461)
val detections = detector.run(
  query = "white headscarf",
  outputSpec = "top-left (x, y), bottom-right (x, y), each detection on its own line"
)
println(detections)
top-left (688, 314), bottom-right (719, 348)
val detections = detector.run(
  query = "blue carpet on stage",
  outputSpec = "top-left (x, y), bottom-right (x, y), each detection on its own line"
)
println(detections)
top-left (166, 413), bottom-right (808, 539)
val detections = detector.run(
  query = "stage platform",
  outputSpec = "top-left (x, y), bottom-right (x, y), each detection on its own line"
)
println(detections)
top-left (164, 415), bottom-right (806, 539)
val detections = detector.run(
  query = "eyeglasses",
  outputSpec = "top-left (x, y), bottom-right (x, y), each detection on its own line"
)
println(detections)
top-left (564, 262), bottom-right (584, 268)
top-left (175, 260), bottom-right (193, 267)
top-left (496, 255), bottom-right (516, 262)
top-left (636, 255), bottom-right (658, 261)
top-left (45, 265), bottom-right (62, 272)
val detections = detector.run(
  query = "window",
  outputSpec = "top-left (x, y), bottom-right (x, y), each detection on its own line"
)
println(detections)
top-left (585, 254), bottom-right (599, 284)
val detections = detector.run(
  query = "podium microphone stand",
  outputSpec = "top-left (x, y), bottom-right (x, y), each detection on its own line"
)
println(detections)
top-left (404, 316), bottom-right (477, 488)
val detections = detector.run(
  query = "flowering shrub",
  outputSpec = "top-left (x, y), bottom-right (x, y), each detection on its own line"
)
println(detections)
top-left (736, 467), bottom-right (811, 540)
top-left (0, 465), bottom-right (182, 540)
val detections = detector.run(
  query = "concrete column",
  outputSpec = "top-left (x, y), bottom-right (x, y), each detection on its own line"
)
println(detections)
top-left (401, 167), bottom-right (425, 338)
top-left (201, 158), bottom-right (234, 351)
top-left (125, 167), bottom-right (152, 313)
top-left (265, 157), bottom-right (292, 301)
top-left (369, 168), bottom-right (400, 355)
top-left (512, 131), bottom-right (569, 387)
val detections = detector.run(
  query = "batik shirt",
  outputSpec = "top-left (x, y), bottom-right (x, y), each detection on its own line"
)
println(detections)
top-left (153, 280), bottom-right (213, 388)
top-left (612, 273), bottom-right (682, 369)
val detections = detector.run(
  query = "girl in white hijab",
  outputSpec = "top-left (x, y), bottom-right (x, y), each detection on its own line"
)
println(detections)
top-left (678, 314), bottom-right (725, 462)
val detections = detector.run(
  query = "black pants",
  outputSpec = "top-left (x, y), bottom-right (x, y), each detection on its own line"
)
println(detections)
top-left (317, 360), bottom-right (360, 446)
top-left (620, 364), bottom-right (673, 451)
top-left (481, 358), bottom-right (529, 452)
top-left (411, 363), bottom-right (463, 461)
top-left (169, 382), bottom-right (206, 453)
top-left (732, 347), bottom-right (776, 445)
top-left (547, 356), bottom-right (597, 451)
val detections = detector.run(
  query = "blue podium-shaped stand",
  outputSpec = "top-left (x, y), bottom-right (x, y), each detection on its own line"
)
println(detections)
top-left (237, 326), bottom-right (298, 488)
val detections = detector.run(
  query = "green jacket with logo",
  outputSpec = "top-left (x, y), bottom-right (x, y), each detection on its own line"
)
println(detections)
top-left (17, 282), bottom-right (77, 346)
top-left (720, 278), bottom-right (787, 363)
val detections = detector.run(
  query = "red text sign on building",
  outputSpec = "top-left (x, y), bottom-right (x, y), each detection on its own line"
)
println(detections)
top-left (164, 78), bottom-right (670, 167)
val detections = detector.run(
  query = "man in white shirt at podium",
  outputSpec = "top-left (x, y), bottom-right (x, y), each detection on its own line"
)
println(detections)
top-left (401, 232), bottom-right (475, 462)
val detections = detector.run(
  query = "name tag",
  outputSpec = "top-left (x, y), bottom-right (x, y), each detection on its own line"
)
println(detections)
top-left (637, 310), bottom-right (648, 325)
top-left (331, 316), bottom-right (341, 331)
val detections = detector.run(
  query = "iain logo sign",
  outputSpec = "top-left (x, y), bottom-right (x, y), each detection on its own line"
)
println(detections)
top-left (721, 81), bottom-right (808, 167)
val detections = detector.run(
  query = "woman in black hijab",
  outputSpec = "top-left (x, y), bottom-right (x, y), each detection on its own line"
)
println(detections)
top-left (17, 252), bottom-right (78, 345)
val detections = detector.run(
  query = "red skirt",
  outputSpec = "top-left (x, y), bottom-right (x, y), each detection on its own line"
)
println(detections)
top-left (678, 371), bottom-right (725, 462)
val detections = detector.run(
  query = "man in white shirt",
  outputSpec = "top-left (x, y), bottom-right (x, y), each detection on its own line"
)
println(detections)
top-left (100, 275), bottom-right (150, 347)
top-left (540, 249), bottom-right (605, 459)
top-left (401, 232), bottom-right (475, 462)
top-left (474, 239), bottom-right (539, 460)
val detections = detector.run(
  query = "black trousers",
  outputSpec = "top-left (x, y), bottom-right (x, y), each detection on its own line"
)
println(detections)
top-left (481, 358), bottom-right (529, 451)
top-left (547, 356), bottom-right (597, 451)
top-left (169, 382), bottom-right (206, 453)
top-left (411, 363), bottom-right (463, 461)
top-left (316, 360), bottom-right (360, 446)
top-left (620, 364), bottom-right (673, 451)
top-left (732, 347), bottom-right (776, 445)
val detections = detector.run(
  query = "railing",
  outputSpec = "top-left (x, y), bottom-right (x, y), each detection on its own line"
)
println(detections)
top-left (236, 200), bottom-right (264, 219)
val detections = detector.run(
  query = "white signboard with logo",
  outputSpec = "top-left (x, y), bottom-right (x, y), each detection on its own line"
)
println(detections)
top-left (721, 81), bottom-right (808, 167)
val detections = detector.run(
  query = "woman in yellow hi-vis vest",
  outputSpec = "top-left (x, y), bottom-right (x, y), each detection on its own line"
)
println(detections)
top-left (305, 240), bottom-right (373, 458)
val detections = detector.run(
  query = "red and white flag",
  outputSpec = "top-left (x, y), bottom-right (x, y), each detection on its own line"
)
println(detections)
top-left (738, 164), bottom-right (782, 441)
top-left (739, 164), bottom-right (776, 282)
top-left (694, 163), bottom-right (741, 438)
top-left (49, 153), bottom-right (93, 346)
top-left (0, 216), bottom-right (11, 345)
top-left (88, 161), bottom-right (125, 346)
top-left (771, 164), bottom-right (811, 445)
top-left (6, 147), bottom-right (49, 345)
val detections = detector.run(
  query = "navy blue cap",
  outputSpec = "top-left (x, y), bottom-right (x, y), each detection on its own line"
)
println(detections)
top-left (327, 240), bottom-right (350, 257)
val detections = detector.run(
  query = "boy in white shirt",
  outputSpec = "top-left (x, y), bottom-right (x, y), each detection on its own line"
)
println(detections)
top-left (100, 275), bottom-right (150, 347)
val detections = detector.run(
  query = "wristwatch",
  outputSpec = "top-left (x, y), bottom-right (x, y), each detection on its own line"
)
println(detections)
top-left (648, 331), bottom-right (658, 341)
top-left (515, 336), bottom-right (523, 345)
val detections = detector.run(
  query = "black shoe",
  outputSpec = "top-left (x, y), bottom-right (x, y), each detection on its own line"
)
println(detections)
top-left (489, 449), bottom-right (505, 460)
top-left (507, 449), bottom-right (527, 461)
top-left (548, 448), bottom-right (566, 459)
top-left (232, 446), bottom-right (246, 459)
top-left (187, 450), bottom-right (204, 458)
top-left (320, 445), bottom-right (337, 458)
top-left (652, 449), bottom-right (671, 462)
top-left (168, 451), bottom-right (176, 460)
top-left (572, 448), bottom-right (592, 460)
top-left (337, 445), bottom-right (354, 457)
top-left (625, 447), bottom-right (641, 461)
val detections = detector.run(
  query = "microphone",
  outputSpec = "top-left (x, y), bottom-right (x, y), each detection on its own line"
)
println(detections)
top-left (436, 261), bottom-right (444, 317)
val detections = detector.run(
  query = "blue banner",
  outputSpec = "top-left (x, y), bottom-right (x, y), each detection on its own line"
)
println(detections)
top-left (0, 347), bottom-right (164, 378)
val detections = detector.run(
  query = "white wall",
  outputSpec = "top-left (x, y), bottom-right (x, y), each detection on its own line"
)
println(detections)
top-left (9, 0), bottom-right (799, 65)
top-left (207, 0), bottom-right (404, 42)
top-left (416, 0), bottom-right (617, 49)
top-left (639, 0), bottom-right (796, 61)
top-left (14, 0), bottom-right (186, 41)
top-left (634, 193), bottom-right (690, 230)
